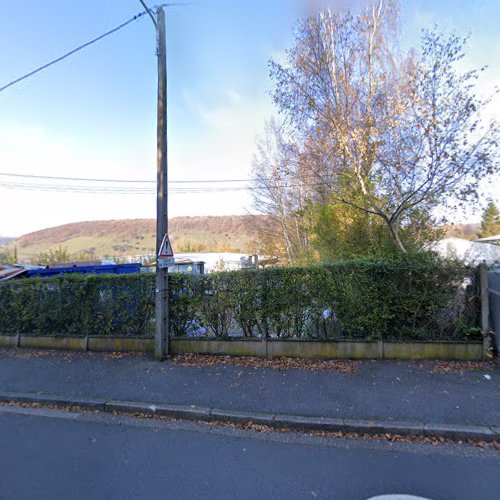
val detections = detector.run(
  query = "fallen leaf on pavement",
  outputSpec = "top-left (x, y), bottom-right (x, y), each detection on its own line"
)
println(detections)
top-left (171, 353), bottom-right (359, 372)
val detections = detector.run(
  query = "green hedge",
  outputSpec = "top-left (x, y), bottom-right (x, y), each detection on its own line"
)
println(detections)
top-left (0, 253), bottom-right (480, 341)
top-left (0, 273), bottom-right (155, 337)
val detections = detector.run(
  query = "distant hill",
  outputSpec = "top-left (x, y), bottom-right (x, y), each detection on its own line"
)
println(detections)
top-left (440, 223), bottom-right (480, 240)
top-left (8, 218), bottom-right (481, 263)
top-left (10, 216), bottom-right (262, 262)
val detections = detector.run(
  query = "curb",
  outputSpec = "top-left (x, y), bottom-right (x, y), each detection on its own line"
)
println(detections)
top-left (0, 392), bottom-right (498, 442)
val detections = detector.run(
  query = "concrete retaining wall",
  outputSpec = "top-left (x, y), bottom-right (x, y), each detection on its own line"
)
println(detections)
top-left (170, 338), bottom-right (267, 357)
top-left (0, 335), bottom-right (154, 353)
top-left (265, 340), bottom-right (381, 359)
top-left (0, 335), bottom-right (18, 348)
top-left (0, 335), bottom-right (484, 360)
top-left (380, 341), bottom-right (483, 360)
top-left (87, 337), bottom-right (154, 352)
top-left (172, 338), bottom-right (484, 360)
top-left (19, 336), bottom-right (87, 351)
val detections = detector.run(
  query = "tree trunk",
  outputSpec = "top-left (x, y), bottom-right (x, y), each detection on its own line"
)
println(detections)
top-left (386, 219), bottom-right (407, 253)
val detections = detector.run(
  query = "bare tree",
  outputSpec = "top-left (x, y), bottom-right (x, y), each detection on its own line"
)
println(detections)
top-left (251, 119), bottom-right (310, 263)
top-left (270, 0), bottom-right (499, 252)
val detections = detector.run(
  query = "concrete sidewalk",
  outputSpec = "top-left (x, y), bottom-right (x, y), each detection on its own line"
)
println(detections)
top-left (0, 348), bottom-right (498, 439)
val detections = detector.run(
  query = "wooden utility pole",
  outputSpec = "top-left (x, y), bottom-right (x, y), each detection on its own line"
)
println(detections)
top-left (155, 6), bottom-right (169, 360)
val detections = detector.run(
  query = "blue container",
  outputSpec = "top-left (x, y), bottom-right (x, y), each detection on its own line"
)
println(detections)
top-left (27, 263), bottom-right (142, 278)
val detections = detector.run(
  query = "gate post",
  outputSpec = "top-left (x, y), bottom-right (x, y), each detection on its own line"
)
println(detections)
top-left (479, 263), bottom-right (491, 359)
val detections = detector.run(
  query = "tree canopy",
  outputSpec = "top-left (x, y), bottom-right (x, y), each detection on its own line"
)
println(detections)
top-left (477, 201), bottom-right (500, 239)
top-left (252, 0), bottom-right (499, 262)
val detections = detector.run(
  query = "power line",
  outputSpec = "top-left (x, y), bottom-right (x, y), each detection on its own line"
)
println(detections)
top-left (0, 179), bottom-right (330, 194)
top-left (139, 0), bottom-right (157, 28)
top-left (0, 171), bottom-right (153, 183)
top-left (0, 2), bottom-right (197, 94)
top-left (0, 171), bottom-right (337, 191)
top-left (0, 10), bottom-right (149, 94)
top-left (0, 171), bottom-right (334, 193)
top-left (0, 180), bottom-right (251, 194)
top-left (0, 171), bottom-right (258, 184)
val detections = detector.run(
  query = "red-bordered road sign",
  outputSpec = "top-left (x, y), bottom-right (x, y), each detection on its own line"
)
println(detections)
top-left (158, 234), bottom-right (174, 258)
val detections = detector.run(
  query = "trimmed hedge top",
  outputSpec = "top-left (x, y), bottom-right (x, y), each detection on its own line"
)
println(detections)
top-left (0, 253), bottom-right (479, 341)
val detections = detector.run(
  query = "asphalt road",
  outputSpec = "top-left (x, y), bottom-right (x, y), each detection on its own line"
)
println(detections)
top-left (0, 405), bottom-right (498, 500)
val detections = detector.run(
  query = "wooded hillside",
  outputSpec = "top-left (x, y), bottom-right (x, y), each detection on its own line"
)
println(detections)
top-left (9, 216), bottom-right (262, 261)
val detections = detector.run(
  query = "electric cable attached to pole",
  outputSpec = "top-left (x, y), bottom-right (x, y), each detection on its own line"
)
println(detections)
top-left (0, 3), bottom-right (194, 94)
top-left (0, 11), bottom-right (149, 94)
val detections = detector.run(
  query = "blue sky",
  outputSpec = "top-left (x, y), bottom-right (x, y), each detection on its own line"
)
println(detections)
top-left (0, 0), bottom-right (499, 236)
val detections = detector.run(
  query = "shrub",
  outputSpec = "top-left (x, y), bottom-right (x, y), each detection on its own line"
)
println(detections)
top-left (0, 253), bottom-right (479, 341)
top-left (0, 274), bottom-right (155, 337)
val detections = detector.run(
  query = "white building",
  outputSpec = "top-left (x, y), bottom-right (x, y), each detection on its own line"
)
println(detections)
top-left (431, 237), bottom-right (500, 265)
top-left (174, 253), bottom-right (259, 272)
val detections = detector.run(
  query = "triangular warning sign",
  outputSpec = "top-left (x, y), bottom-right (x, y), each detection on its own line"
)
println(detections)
top-left (158, 234), bottom-right (174, 258)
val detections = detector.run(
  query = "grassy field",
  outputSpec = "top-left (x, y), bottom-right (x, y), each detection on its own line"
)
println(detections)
top-left (7, 216), bottom-right (259, 262)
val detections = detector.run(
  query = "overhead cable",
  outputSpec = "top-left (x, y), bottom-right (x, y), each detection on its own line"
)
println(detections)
top-left (0, 2), bottom-right (196, 94)
top-left (0, 171), bottom-right (258, 184)
top-left (0, 180), bottom-right (251, 194)
top-left (0, 10), bottom-right (148, 94)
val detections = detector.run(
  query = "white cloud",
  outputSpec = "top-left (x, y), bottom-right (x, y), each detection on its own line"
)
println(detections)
top-left (177, 88), bottom-right (273, 175)
top-left (227, 89), bottom-right (242, 105)
top-left (0, 88), bottom-right (273, 237)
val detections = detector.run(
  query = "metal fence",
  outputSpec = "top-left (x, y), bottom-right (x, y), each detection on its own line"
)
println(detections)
top-left (488, 267), bottom-right (500, 351)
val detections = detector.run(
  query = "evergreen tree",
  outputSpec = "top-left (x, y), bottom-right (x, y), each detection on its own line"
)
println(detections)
top-left (477, 201), bottom-right (500, 238)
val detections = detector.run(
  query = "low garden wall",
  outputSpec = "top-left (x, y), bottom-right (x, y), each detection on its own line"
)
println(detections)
top-left (0, 335), bottom-right (484, 360)
top-left (170, 338), bottom-right (484, 360)
top-left (0, 253), bottom-right (486, 359)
